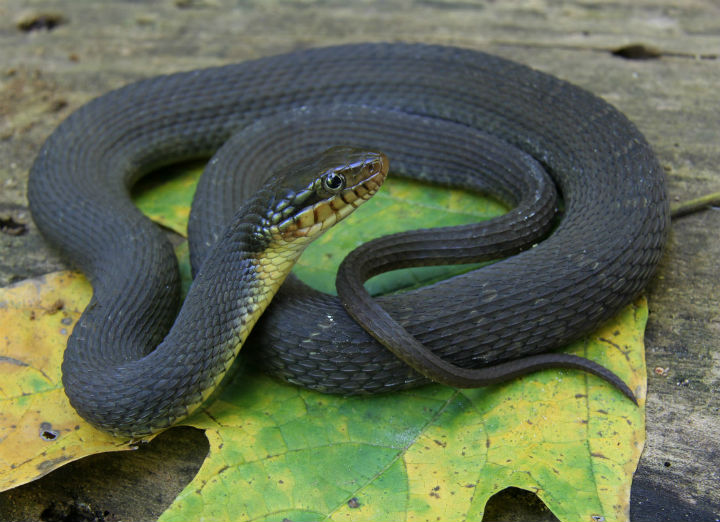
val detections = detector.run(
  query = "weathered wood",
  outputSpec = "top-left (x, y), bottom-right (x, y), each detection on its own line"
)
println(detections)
top-left (1, 0), bottom-right (718, 520)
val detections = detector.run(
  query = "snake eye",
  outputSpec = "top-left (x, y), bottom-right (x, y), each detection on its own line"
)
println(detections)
top-left (322, 172), bottom-right (345, 192)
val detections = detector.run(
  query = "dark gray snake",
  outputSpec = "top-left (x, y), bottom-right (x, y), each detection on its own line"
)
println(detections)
top-left (27, 43), bottom-right (668, 436)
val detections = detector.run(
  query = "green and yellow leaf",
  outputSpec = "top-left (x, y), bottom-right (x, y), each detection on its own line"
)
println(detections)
top-left (0, 164), bottom-right (646, 521)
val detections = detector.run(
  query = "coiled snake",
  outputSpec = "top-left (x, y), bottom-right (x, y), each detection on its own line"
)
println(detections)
top-left (28, 43), bottom-right (668, 437)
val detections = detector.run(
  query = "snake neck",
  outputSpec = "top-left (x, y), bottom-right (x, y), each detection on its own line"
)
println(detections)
top-left (62, 202), bottom-right (311, 437)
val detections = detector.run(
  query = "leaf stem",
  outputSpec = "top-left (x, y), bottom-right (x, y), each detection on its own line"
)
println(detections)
top-left (670, 191), bottom-right (720, 219)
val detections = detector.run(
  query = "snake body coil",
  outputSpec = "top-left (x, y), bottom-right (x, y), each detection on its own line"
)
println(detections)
top-left (28, 43), bottom-right (668, 435)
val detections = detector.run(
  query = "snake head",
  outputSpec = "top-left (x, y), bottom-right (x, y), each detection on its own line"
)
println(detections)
top-left (264, 146), bottom-right (389, 242)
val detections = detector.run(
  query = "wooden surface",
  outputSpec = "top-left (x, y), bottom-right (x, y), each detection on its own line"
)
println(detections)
top-left (1, 1), bottom-right (718, 520)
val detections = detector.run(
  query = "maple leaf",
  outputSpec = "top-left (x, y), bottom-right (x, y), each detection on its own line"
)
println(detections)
top-left (0, 164), bottom-right (646, 521)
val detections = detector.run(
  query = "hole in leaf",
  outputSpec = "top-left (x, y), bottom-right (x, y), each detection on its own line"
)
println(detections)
top-left (482, 487), bottom-right (559, 522)
top-left (39, 422), bottom-right (59, 441)
top-left (40, 430), bottom-right (58, 441)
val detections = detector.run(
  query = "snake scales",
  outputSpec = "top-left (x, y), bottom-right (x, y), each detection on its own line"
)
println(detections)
top-left (28, 43), bottom-right (668, 436)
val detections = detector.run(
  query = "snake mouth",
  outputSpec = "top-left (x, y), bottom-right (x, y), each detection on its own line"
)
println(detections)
top-left (281, 151), bottom-right (389, 240)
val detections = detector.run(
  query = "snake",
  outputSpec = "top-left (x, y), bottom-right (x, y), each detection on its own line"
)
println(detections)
top-left (27, 43), bottom-right (669, 437)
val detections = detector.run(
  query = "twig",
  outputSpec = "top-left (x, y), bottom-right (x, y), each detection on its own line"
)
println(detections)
top-left (670, 192), bottom-right (720, 219)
